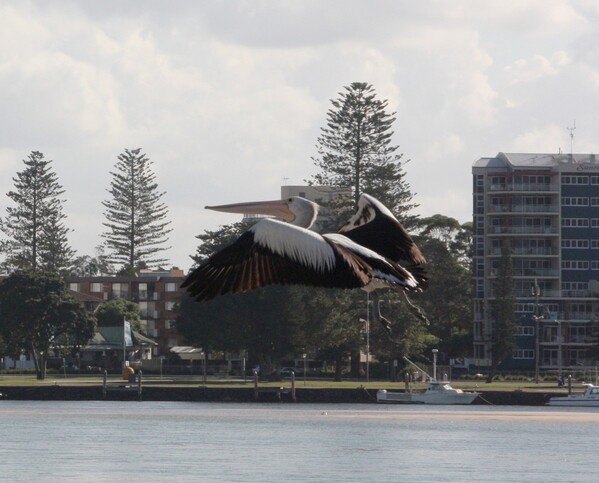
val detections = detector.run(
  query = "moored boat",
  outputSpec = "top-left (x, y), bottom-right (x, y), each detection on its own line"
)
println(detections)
top-left (547, 384), bottom-right (599, 407)
top-left (377, 381), bottom-right (479, 405)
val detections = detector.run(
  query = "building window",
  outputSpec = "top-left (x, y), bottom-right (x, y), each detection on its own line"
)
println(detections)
top-left (490, 176), bottom-right (506, 190)
top-left (562, 281), bottom-right (589, 291)
top-left (475, 175), bottom-right (484, 193)
top-left (561, 175), bottom-right (589, 185)
top-left (513, 349), bottom-right (534, 359)
top-left (591, 219), bottom-right (599, 228)
top-left (516, 303), bottom-right (535, 313)
top-left (592, 240), bottom-right (599, 249)
top-left (165, 301), bottom-right (176, 311)
top-left (562, 218), bottom-right (589, 227)
top-left (112, 283), bottom-right (128, 298)
top-left (591, 176), bottom-right (599, 185)
top-left (69, 283), bottom-right (80, 292)
top-left (474, 236), bottom-right (484, 256)
top-left (165, 320), bottom-right (175, 329)
top-left (562, 260), bottom-right (589, 270)
top-left (165, 282), bottom-right (177, 292)
top-left (567, 303), bottom-right (593, 318)
top-left (90, 283), bottom-right (102, 292)
top-left (475, 279), bottom-right (484, 298)
top-left (592, 261), bottom-right (599, 270)
top-left (568, 326), bottom-right (589, 342)
top-left (515, 174), bottom-right (552, 187)
top-left (515, 326), bottom-right (534, 336)
top-left (474, 216), bottom-right (484, 235)
top-left (561, 197), bottom-right (589, 206)
top-left (562, 239), bottom-right (589, 249)
top-left (475, 195), bottom-right (484, 214)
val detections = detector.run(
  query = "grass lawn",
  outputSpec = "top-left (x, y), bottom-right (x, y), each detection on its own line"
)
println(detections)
top-left (0, 373), bottom-right (571, 392)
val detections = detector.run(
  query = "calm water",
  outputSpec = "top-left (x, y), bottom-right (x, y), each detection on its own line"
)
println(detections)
top-left (1, 401), bottom-right (598, 482)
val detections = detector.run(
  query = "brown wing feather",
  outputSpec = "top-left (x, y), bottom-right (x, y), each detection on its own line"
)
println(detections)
top-left (182, 230), bottom-right (373, 302)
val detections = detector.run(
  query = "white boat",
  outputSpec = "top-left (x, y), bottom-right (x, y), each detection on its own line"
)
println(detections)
top-left (547, 384), bottom-right (599, 407)
top-left (376, 381), bottom-right (480, 405)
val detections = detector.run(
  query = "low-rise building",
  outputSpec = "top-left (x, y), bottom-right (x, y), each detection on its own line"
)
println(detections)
top-left (66, 268), bottom-right (186, 356)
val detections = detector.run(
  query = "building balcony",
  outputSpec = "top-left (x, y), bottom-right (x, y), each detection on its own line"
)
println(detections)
top-left (488, 204), bottom-right (559, 214)
top-left (488, 268), bottom-right (559, 278)
top-left (511, 289), bottom-right (562, 298)
top-left (488, 226), bottom-right (558, 235)
top-left (562, 313), bottom-right (595, 322)
top-left (541, 358), bottom-right (595, 367)
top-left (488, 183), bottom-right (559, 192)
top-left (561, 290), bottom-right (599, 298)
top-left (488, 247), bottom-right (559, 256)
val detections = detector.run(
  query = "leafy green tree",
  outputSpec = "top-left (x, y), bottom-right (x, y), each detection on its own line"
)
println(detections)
top-left (1, 151), bottom-right (74, 274)
top-left (310, 82), bottom-right (417, 226)
top-left (180, 221), bottom-right (307, 376)
top-left (302, 289), bottom-right (363, 380)
top-left (416, 216), bottom-right (472, 357)
top-left (71, 246), bottom-right (115, 276)
top-left (101, 148), bottom-right (172, 273)
top-left (95, 298), bottom-right (142, 333)
top-left (0, 272), bottom-right (96, 379)
top-left (178, 286), bottom-right (306, 377)
top-left (486, 239), bottom-right (516, 382)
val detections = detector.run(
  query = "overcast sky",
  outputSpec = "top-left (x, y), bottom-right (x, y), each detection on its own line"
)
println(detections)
top-left (2, 0), bottom-right (599, 271)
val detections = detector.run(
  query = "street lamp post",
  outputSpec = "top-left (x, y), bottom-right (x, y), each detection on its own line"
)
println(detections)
top-left (432, 349), bottom-right (438, 381)
top-left (242, 350), bottom-right (246, 384)
top-left (366, 292), bottom-right (370, 383)
top-left (557, 320), bottom-right (562, 379)
top-left (302, 353), bottom-right (307, 386)
top-left (531, 280), bottom-right (542, 384)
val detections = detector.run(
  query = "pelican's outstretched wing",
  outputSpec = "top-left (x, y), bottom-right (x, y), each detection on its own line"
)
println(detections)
top-left (182, 219), bottom-right (373, 301)
top-left (338, 193), bottom-right (426, 266)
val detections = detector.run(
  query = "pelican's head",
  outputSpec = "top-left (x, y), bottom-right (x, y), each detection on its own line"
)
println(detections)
top-left (206, 196), bottom-right (319, 228)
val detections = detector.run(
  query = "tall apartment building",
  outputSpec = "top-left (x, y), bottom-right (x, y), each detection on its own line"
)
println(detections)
top-left (66, 268), bottom-right (186, 356)
top-left (472, 152), bottom-right (599, 372)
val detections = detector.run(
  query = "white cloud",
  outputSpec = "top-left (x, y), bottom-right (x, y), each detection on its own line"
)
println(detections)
top-left (2, 0), bottom-right (599, 269)
top-left (508, 124), bottom-right (570, 153)
top-left (425, 134), bottom-right (465, 160)
top-left (505, 51), bottom-right (572, 84)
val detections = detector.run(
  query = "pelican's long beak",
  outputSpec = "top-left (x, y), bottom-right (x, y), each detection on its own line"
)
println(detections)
top-left (205, 199), bottom-right (295, 222)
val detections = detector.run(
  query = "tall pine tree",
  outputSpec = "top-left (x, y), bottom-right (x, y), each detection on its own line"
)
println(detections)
top-left (486, 239), bottom-right (516, 382)
top-left (310, 82), bottom-right (420, 376)
top-left (311, 82), bottom-right (417, 226)
top-left (1, 151), bottom-right (73, 274)
top-left (102, 148), bottom-right (172, 273)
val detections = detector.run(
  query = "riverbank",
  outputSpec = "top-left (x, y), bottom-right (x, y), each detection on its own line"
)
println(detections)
top-left (0, 383), bottom-right (564, 405)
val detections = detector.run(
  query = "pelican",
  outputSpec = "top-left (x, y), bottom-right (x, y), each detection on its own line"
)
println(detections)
top-left (181, 194), bottom-right (428, 336)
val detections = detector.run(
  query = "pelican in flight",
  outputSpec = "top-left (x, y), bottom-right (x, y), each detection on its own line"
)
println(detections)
top-left (182, 194), bottom-right (428, 336)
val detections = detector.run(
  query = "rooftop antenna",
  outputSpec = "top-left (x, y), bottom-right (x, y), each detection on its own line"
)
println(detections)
top-left (566, 120), bottom-right (576, 155)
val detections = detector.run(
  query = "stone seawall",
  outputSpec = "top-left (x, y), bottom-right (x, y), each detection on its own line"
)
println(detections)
top-left (0, 385), bottom-right (559, 405)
